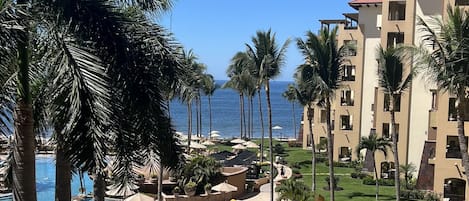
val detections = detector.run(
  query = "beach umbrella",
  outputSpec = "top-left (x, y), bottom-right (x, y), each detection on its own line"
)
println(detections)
top-left (202, 140), bottom-right (215, 146)
top-left (190, 141), bottom-right (207, 149)
top-left (272, 125), bottom-right (283, 130)
top-left (211, 133), bottom-right (221, 138)
top-left (123, 193), bottom-right (154, 201)
top-left (230, 138), bottom-right (246, 144)
top-left (211, 130), bottom-right (220, 134)
top-left (106, 184), bottom-right (137, 197)
top-left (243, 141), bottom-right (259, 149)
top-left (231, 144), bottom-right (246, 150)
top-left (191, 135), bottom-right (202, 140)
top-left (211, 182), bottom-right (238, 192)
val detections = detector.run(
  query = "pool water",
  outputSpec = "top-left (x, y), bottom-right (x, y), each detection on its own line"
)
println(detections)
top-left (36, 156), bottom-right (93, 200)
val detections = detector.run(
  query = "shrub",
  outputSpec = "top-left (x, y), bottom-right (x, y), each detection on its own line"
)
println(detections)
top-left (362, 177), bottom-right (395, 186)
top-left (291, 168), bottom-right (301, 175)
top-left (291, 162), bottom-right (301, 169)
top-left (287, 141), bottom-right (302, 147)
top-left (424, 191), bottom-right (441, 201)
top-left (273, 144), bottom-right (285, 154)
top-left (351, 172), bottom-right (368, 179)
top-left (400, 189), bottom-right (425, 200)
top-left (172, 186), bottom-right (181, 194)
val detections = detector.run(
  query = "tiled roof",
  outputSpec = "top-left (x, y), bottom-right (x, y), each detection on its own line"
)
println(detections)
top-left (349, 0), bottom-right (382, 10)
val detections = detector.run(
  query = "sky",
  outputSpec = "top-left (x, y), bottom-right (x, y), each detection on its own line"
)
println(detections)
top-left (158, 0), bottom-right (356, 81)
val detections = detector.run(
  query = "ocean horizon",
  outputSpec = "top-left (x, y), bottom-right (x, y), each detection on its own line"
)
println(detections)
top-left (169, 80), bottom-right (303, 140)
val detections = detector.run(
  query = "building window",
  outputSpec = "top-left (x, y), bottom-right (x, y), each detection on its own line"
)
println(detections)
top-left (444, 178), bottom-right (466, 201)
top-left (382, 123), bottom-right (399, 141)
top-left (343, 65), bottom-right (356, 81)
top-left (318, 137), bottom-right (327, 152)
top-left (446, 136), bottom-right (468, 158)
top-left (388, 1), bottom-right (406, 21)
top-left (320, 110), bottom-right (327, 123)
top-left (456, 0), bottom-right (469, 6)
top-left (448, 98), bottom-right (469, 121)
top-left (431, 90), bottom-right (438, 110)
top-left (341, 90), bottom-right (354, 106)
top-left (344, 40), bottom-right (357, 56)
top-left (339, 147), bottom-right (351, 162)
top-left (387, 32), bottom-right (404, 48)
top-left (340, 115), bottom-right (353, 130)
top-left (384, 94), bottom-right (401, 112)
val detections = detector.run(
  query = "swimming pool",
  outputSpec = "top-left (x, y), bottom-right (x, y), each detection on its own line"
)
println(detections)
top-left (36, 156), bottom-right (93, 200)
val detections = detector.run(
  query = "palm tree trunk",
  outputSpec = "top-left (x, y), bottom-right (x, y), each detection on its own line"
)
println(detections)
top-left (258, 88), bottom-right (265, 163)
top-left (307, 105), bottom-right (316, 192)
top-left (373, 154), bottom-right (379, 201)
top-left (93, 172), bottom-right (105, 201)
top-left (456, 93), bottom-right (469, 182)
top-left (208, 96), bottom-right (213, 138)
top-left (242, 94), bottom-right (247, 139)
top-left (248, 95), bottom-right (252, 139)
top-left (13, 103), bottom-right (37, 201)
top-left (13, 11), bottom-right (37, 200)
top-left (196, 97), bottom-right (200, 138)
top-left (250, 96), bottom-right (254, 139)
top-left (187, 103), bottom-right (192, 153)
top-left (292, 102), bottom-right (296, 139)
top-left (326, 99), bottom-right (335, 201)
top-left (55, 128), bottom-right (71, 201)
top-left (198, 95), bottom-right (202, 138)
top-left (239, 93), bottom-right (244, 138)
top-left (390, 95), bottom-right (400, 201)
top-left (266, 81), bottom-right (274, 201)
top-left (158, 162), bottom-right (164, 201)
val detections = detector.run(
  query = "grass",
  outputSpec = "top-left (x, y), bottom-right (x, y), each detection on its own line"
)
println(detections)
top-left (282, 144), bottom-right (398, 201)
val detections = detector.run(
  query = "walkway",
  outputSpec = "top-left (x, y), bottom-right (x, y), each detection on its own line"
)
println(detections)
top-left (237, 163), bottom-right (292, 201)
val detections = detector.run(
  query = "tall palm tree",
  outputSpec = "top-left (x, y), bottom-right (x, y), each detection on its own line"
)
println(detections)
top-left (296, 27), bottom-right (345, 201)
top-left (1, 2), bottom-right (183, 200)
top-left (294, 66), bottom-right (319, 192)
top-left (357, 134), bottom-right (391, 201)
top-left (246, 29), bottom-right (290, 201)
top-left (377, 46), bottom-right (414, 200)
top-left (409, 6), bottom-right (469, 182)
top-left (282, 84), bottom-right (298, 140)
top-left (202, 74), bottom-right (218, 138)
top-left (244, 76), bottom-right (257, 139)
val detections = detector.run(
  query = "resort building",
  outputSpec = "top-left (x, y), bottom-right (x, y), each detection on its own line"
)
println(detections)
top-left (301, 0), bottom-right (469, 199)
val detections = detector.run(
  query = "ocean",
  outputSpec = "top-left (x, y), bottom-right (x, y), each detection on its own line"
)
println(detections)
top-left (169, 80), bottom-right (303, 139)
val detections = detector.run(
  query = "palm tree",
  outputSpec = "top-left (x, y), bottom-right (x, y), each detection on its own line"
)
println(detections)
top-left (246, 29), bottom-right (290, 201)
top-left (1, 2), bottom-right (183, 200)
top-left (409, 6), bottom-right (469, 182)
top-left (202, 74), bottom-right (218, 138)
top-left (296, 27), bottom-right (346, 201)
top-left (357, 134), bottom-right (391, 201)
top-left (275, 178), bottom-right (312, 201)
top-left (377, 46), bottom-right (414, 200)
top-left (294, 66), bottom-right (319, 192)
top-left (400, 163), bottom-right (416, 190)
top-left (282, 84), bottom-right (298, 140)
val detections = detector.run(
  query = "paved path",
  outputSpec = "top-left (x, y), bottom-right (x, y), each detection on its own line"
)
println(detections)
top-left (237, 163), bottom-right (292, 201)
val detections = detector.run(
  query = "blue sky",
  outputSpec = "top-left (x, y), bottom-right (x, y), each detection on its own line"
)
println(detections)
top-left (159, 0), bottom-right (355, 81)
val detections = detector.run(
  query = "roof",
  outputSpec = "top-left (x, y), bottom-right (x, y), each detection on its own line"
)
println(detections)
top-left (223, 150), bottom-right (257, 167)
top-left (343, 13), bottom-right (359, 21)
top-left (349, 0), bottom-right (382, 10)
top-left (210, 150), bottom-right (235, 161)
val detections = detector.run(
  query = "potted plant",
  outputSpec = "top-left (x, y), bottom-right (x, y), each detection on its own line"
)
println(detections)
top-left (172, 186), bottom-right (181, 196)
top-left (204, 183), bottom-right (212, 195)
top-left (184, 181), bottom-right (197, 196)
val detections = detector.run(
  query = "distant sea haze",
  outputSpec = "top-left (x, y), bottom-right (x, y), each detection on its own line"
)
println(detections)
top-left (169, 80), bottom-right (303, 139)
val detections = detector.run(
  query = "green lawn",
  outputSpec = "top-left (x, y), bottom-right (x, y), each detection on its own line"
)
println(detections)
top-left (283, 145), bottom-right (397, 201)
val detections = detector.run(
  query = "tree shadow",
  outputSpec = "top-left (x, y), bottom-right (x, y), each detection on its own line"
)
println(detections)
top-left (347, 192), bottom-right (395, 200)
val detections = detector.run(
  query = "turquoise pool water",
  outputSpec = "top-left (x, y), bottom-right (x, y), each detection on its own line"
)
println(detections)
top-left (36, 156), bottom-right (93, 200)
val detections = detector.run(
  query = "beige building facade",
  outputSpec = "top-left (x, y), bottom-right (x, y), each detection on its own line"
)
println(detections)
top-left (301, 0), bottom-right (469, 199)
